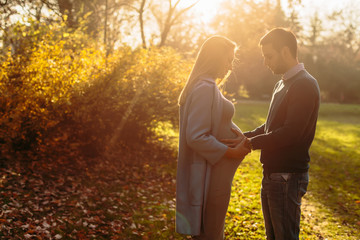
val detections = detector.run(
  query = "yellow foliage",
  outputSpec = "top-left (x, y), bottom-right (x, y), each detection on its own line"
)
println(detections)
top-left (0, 19), bottom-right (113, 157)
top-left (0, 19), bottom-right (192, 160)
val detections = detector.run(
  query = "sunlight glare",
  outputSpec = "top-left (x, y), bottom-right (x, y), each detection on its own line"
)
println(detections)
top-left (178, 0), bottom-right (223, 23)
top-left (179, 0), bottom-right (358, 25)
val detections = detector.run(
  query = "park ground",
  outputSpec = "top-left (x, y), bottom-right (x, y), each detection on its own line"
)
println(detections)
top-left (1, 102), bottom-right (360, 239)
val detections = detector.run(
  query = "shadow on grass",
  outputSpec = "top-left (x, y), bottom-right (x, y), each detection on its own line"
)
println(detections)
top-left (307, 120), bottom-right (360, 237)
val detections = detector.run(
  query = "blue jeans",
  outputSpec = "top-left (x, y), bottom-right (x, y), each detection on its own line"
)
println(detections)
top-left (261, 172), bottom-right (309, 240)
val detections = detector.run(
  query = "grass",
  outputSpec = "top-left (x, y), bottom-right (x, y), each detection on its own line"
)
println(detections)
top-left (151, 101), bottom-right (360, 239)
top-left (227, 101), bottom-right (360, 239)
top-left (2, 102), bottom-right (359, 239)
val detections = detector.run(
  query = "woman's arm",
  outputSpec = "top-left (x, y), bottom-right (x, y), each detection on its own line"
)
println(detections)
top-left (185, 83), bottom-right (228, 165)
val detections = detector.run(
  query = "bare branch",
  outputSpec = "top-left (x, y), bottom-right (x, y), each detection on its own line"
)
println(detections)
top-left (139, 0), bottom-right (147, 48)
top-left (155, 0), bottom-right (200, 47)
top-left (170, 0), bottom-right (199, 28)
top-left (122, 2), bottom-right (139, 12)
top-left (0, 0), bottom-right (8, 7)
top-left (172, 0), bottom-right (182, 10)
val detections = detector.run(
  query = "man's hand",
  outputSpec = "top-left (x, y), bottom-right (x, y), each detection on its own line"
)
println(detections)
top-left (221, 128), bottom-right (245, 147)
top-left (243, 137), bottom-right (253, 151)
top-left (224, 137), bottom-right (251, 159)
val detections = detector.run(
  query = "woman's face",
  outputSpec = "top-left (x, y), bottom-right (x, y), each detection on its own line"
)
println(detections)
top-left (217, 50), bottom-right (235, 78)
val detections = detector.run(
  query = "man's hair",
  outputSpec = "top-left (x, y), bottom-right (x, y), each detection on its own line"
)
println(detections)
top-left (259, 28), bottom-right (298, 58)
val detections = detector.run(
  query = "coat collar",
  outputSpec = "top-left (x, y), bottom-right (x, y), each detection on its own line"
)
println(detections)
top-left (199, 75), bottom-right (216, 84)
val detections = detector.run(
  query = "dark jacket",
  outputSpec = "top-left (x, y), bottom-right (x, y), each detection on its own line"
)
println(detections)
top-left (244, 70), bottom-right (320, 174)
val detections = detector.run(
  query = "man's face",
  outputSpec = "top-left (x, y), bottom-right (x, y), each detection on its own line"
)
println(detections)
top-left (261, 43), bottom-right (287, 75)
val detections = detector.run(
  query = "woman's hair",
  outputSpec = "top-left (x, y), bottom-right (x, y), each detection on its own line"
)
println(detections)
top-left (178, 35), bottom-right (236, 105)
top-left (259, 28), bottom-right (298, 58)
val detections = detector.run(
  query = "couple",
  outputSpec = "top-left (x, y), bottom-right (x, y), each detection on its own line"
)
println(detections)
top-left (175, 28), bottom-right (320, 240)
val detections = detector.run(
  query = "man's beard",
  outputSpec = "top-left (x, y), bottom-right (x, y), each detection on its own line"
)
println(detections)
top-left (271, 60), bottom-right (287, 75)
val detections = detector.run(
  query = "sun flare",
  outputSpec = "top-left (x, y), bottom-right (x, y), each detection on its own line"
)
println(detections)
top-left (178, 0), bottom-right (223, 22)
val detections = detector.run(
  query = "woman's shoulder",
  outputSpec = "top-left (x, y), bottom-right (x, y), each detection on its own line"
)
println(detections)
top-left (199, 75), bottom-right (216, 84)
top-left (192, 78), bottom-right (216, 93)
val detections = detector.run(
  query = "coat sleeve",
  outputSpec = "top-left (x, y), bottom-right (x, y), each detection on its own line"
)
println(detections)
top-left (186, 83), bottom-right (228, 165)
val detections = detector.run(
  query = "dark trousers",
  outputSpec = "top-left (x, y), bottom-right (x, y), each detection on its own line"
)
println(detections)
top-left (261, 172), bottom-right (309, 240)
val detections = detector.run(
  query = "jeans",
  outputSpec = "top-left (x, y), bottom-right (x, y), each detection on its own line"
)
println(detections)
top-left (261, 172), bottom-right (309, 240)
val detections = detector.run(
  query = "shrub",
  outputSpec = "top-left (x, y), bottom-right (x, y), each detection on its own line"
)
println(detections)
top-left (65, 46), bottom-right (191, 158)
top-left (0, 19), bottom-right (191, 164)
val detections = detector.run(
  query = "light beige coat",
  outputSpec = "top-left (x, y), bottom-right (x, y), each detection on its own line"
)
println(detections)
top-left (176, 77), bottom-right (238, 235)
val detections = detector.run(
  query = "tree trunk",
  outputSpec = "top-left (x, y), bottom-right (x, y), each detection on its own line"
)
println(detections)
top-left (139, 0), bottom-right (147, 49)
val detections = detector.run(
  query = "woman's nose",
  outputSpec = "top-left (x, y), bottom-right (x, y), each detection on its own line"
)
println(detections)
top-left (264, 58), bottom-right (269, 67)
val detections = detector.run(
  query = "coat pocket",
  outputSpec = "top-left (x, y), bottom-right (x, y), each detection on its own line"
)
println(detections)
top-left (189, 161), bottom-right (206, 206)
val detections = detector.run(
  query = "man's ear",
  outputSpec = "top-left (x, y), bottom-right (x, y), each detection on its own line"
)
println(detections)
top-left (281, 46), bottom-right (291, 59)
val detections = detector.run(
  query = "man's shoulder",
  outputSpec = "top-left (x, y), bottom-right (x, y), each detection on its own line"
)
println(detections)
top-left (295, 70), bottom-right (319, 87)
top-left (291, 70), bottom-right (320, 97)
top-left (297, 70), bottom-right (317, 82)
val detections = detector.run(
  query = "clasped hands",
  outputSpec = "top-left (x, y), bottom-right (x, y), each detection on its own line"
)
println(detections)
top-left (221, 128), bottom-right (252, 159)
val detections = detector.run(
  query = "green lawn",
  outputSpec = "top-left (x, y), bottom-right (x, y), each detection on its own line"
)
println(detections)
top-left (226, 101), bottom-right (360, 239)
top-left (2, 102), bottom-right (359, 239)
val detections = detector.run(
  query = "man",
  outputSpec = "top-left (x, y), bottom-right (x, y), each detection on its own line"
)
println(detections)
top-left (225, 28), bottom-right (320, 239)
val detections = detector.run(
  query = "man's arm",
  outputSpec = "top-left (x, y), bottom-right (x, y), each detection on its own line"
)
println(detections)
top-left (249, 80), bottom-right (319, 150)
top-left (243, 124), bottom-right (265, 138)
top-left (220, 124), bottom-right (264, 149)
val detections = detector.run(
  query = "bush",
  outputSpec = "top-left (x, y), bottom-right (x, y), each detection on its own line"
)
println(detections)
top-left (65, 46), bottom-right (190, 159)
top-left (0, 19), bottom-right (191, 164)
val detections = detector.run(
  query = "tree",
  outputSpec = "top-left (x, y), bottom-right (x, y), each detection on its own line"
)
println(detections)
top-left (138, 0), bottom-right (147, 48)
top-left (210, 0), bottom-right (289, 99)
top-left (284, 0), bottom-right (303, 35)
top-left (313, 4), bottom-right (360, 102)
top-left (0, 0), bottom-right (57, 55)
top-left (150, 0), bottom-right (199, 47)
top-left (308, 13), bottom-right (323, 47)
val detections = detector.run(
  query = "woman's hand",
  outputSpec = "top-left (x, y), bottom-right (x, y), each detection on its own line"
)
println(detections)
top-left (221, 128), bottom-right (245, 148)
top-left (224, 137), bottom-right (251, 159)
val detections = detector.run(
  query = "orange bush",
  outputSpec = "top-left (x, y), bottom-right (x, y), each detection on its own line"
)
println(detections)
top-left (0, 19), bottom-right (190, 163)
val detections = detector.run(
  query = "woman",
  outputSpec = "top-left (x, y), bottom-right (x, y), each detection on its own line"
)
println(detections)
top-left (176, 36), bottom-right (250, 239)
